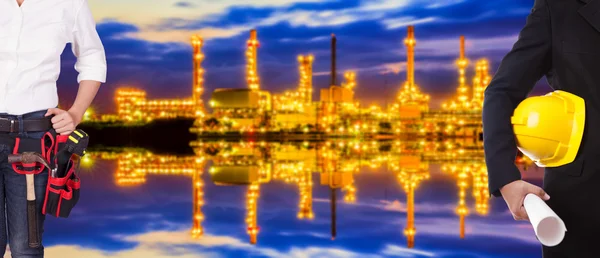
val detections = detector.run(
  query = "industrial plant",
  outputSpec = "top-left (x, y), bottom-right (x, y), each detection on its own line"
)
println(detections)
top-left (87, 25), bottom-right (491, 139)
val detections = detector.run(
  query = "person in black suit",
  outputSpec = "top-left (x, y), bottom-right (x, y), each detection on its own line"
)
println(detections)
top-left (483, 0), bottom-right (600, 257)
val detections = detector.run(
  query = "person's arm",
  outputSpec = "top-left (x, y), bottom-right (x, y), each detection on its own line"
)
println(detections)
top-left (46, 0), bottom-right (106, 134)
top-left (483, 0), bottom-right (552, 197)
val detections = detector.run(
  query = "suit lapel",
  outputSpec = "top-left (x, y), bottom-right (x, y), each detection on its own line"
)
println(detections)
top-left (579, 0), bottom-right (600, 34)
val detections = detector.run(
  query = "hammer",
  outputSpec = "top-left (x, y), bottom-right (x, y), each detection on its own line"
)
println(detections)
top-left (7, 152), bottom-right (49, 248)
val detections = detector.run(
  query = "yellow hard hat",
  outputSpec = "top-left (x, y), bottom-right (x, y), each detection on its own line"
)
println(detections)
top-left (511, 90), bottom-right (585, 167)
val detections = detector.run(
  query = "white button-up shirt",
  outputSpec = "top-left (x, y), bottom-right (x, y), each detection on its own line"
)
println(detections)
top-left (0, 0), bottom-right (106, 115)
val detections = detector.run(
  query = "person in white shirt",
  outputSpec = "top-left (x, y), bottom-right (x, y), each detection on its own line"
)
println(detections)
top-left (0, 0), bottom-right (105, 256)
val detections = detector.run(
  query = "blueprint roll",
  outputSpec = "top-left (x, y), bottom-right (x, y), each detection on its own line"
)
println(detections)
top-left (523, 193), bottom-right (567, 247)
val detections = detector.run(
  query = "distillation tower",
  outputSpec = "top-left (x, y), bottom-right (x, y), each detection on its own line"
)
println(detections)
top-left (192, 35), bottom-right (206, 118)
top-left (442, 35), bottom-right (470, 110)
top-left (247, 30), bottom-right (260, 91)
top-left (299, 55), bottom-right (314, 103)
top-left (111, 35), bottom-right (207, 122)
top-left (393, 25), bottom-right (430, 121)
top-left (471, 59), bottom-right (491, 109)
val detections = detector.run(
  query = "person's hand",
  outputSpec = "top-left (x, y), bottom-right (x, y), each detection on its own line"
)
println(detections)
top-left (500, 180), bottom-right (550, 221)
top-left (45, 108), bottom-right (82, 135)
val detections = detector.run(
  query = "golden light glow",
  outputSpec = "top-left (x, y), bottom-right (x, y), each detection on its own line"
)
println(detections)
top-left (443, 35), bottom-right (470, 111)
top-left (471, 59), bottom-right (491, 109)
top-left (90, 26), bottom-right (495, 140)
top-left (396, 158), bottom-right (430, 249)
top-left (394, 25), bottom-right (430, 120)
top-left (192, 168), bottom-right (205, 238)
top-left (299, 55), bottom-right (314, 103)
top-left (83, 107), bottom-right (94, 122)
top-left (342, 71), bottom-right (356, 90)
top-left (247, 30), bottom-right (260, 91)
top-left (107, 35), bottom-right (208, 122)
top-left (88, 138), bottom-right (528, 246)
top-left (192, 35), bottom-right (206, 118)
top-left (246, 183), bottom-right (260, 244)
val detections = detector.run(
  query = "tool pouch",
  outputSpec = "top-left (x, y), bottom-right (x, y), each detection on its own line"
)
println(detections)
top-left (10, 135), bottom-right (50, 176)
top-left (42, 134), bottom-right (81, 218)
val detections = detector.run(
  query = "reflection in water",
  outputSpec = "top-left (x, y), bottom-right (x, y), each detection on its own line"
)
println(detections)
top-left (85, 140), bottom-right (531, 249)
top-left (395, 155), bottom-right (429, 248)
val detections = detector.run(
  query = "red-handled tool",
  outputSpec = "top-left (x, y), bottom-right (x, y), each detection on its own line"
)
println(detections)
top-left (7, 152), bottom-right (51, 248)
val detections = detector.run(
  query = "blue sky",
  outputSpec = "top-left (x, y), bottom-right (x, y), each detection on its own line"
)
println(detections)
top-left (56, 0), bottom-right (552, 113)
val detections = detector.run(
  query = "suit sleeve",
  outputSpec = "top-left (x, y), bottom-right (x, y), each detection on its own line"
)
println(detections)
top-left (483, 0), bottom-right (552, 197)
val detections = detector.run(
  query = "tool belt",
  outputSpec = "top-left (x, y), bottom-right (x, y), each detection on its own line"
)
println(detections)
top-left (0, 117), bottom-right (52, 133)
top-left (2, 128), bottom-right (88, 218)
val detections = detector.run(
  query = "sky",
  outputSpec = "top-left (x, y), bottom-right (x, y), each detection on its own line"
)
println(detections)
top-left (56, 0), bottom-right (553, 113)
top-left (23, 149), bottom-right (545, 258)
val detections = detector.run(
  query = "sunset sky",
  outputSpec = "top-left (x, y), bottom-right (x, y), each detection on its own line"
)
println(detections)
top-left (57, 0), bottom-right (552, 113)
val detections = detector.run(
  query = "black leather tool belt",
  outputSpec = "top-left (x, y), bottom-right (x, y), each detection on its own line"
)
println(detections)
top-left (0, 117), bottom-right (52, 133)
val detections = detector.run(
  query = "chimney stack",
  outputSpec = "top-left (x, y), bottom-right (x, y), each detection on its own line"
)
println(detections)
top-left (331, 34), bottom-right (337, 86)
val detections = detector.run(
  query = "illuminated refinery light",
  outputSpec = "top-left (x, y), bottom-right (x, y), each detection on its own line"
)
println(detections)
top-left (297, 169), bottom-right (314, 220)
top-left (273, 54), bottom-right (314, 113)
top-left (192, 168), bottom-right (206, 239)
top-left (395, 25), bottom-right (430, 117)
top-left (191, 35), bottom-right (206, 118)
top-left (443, 35), bottom-right (471, 111)
top-left (93, 27), bottom-right (492, 142)
top-left (343, 183), bottom-right (356, 203)
top-left (298, 55), bottom-right (314, 103)
top-left (98, 139), bottom-right (494, 247)
top-left (456, 168), bottom-right (469, 239)
top-left (471, 164), bottom-right (490, 215)
top-left (471, 59), bottom-right (491, 109)
top-left (112, 38), bottom-right (206, 123)
top-left (82, 107), bottom-right (95, 122)
top-left (247, 183), bottom-right (260, 244)
top-left (397, 164), bottom-right (430, 249)
top-left (342, 71), bottom-right (356, 90)
top-left (247, 30), bottom-right (261, 91)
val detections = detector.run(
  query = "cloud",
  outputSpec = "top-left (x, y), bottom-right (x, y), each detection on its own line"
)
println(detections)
top-left (90, 0), bottom-right (327, 26)
top-left (425, 0), bottom-right (466, 9)
top-left (20, 245), bottom-right (223, 258)
top-left (413, 217), bottom-right (539, 244)
top-left (114, 0), bottom-right (470, 44)
top-left (279, 231), bottom-right (332, 239)
top-left (380, 244), bottom-right (436, 257)
top-left (15, 229), bottom-right (429, 258)
top-left (382, 17), bottom-right (437, 29)
top-left (174, 1), bottom-right (194, 8)
top-left (261, 10), bottom-right (371, 28)
top-left (357, 0), bottom-right (414, 11)
top-left (127, 27), bottom-right (250, 42)
top-left (280, 35), bottom-right (330, 42)
top-left (382, 199), bottom-right (407, 212)
top-left (313, 198), bottom-right (458, 214)
top-left (377, 61), bottom-right (456, 74)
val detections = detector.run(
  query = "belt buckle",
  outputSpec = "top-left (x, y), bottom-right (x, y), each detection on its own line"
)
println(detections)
top-left (9, 120), bottom-right (15, 133)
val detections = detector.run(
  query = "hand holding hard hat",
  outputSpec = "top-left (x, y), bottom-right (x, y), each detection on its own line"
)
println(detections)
top-left (507, 90), bottom-right (585, 246)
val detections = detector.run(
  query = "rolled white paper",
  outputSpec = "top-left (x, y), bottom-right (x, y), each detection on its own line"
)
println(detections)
top-left (523, 193), bottom-right (567, 247)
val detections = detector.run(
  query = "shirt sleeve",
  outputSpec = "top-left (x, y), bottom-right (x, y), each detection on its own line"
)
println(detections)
top-left (71, 0), bottom-right (107, 84)
top-left (483, 0), bottom-right (552, 197)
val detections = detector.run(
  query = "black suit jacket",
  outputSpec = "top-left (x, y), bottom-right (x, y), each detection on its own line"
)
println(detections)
top-left (483, 0), bottom-right (600, 197)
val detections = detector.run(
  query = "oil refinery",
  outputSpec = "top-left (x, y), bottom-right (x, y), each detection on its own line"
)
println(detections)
top-left (86, 25), bottom-right (491, 139)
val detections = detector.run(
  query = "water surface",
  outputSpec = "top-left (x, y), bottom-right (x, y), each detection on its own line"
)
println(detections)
top-left (36, 141), bottom-right (543, 258)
